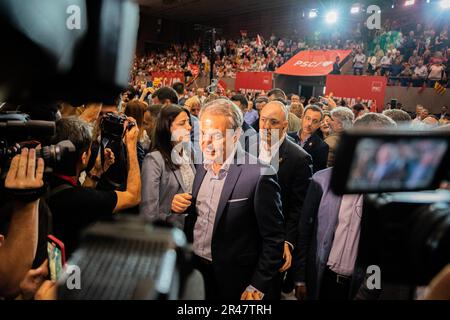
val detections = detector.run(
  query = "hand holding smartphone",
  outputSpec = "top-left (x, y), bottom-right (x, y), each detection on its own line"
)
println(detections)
top-left (47, 235), bottom-right (66, 281)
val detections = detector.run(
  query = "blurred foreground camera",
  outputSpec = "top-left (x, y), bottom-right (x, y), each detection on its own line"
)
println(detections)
top-left (331, 129), bottom-right (450, 286)
top-left (0, 111), bottom-right (76, 175)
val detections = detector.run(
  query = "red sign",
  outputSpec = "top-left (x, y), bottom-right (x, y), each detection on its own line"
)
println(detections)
top-left (275, 50), bottom-right (352, 76)
top-left (151, 72), bottom-right (184, 87)
top-left (235, 72), bottom-right (273, 91)
top-left (325, 75), bottom-right (387, 112)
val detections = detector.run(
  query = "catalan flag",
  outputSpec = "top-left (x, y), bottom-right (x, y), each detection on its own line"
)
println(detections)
top-left (434, 82), bottom-right (446, 95)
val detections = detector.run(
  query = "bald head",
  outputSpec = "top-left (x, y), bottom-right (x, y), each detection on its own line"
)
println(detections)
top-left (259, 101), bottom-right (289, 145)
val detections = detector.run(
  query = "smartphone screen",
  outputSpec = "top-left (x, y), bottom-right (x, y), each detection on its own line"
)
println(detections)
top-left (47, 235), bottom-right (66, 281)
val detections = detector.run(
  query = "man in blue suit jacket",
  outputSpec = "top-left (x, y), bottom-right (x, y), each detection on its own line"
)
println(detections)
top-left (172, 99), bottom-right (285, 300)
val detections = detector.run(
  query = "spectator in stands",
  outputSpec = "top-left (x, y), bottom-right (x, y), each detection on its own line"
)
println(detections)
top-left (412, 60), bottom-right (428, 86)
top-left (353, 49), bottom-right (366, 75)
top-left (367, 55), bottom-right (377, 75)
top-left (389, 57), bottom-right (403, 85)
top-left (331, 56), bottom-right (341, 75)
top-left (325, 107), bottom-right (354, 167)
top-left (352, 103), bottom-right (366, 120)
top-left (428, 61), bottom-right (446, 87)
top-left (288, 105), bottom-right (329, 173)
top-left (408, 50), bottom-right (420, 69)
top-left (140, 105), bottom-right (195, 229)
top-left (383, 109), bottom-right (412, 125)
top-left (380, 52), bottom-right (392, 76)
top-left (399, 63), bottom-right (413, 86)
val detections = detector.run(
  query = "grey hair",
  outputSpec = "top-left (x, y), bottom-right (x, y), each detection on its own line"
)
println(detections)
top-left (354, 113), bottom-right (397, 128)
top-left (330, 107), bottom-right (355, 130)
top-left (199, 98), bottom-right (244, 130)
top-left (265, 100), bottom-right (289, 121)
top-left (382, 109), bottom-right (412, 124)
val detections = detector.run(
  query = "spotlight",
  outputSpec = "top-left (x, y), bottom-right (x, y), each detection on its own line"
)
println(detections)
top-left (440, 0), bottom-right (450, 8)
top-left (404, 0), bottom-right (415, 6)
top-left (351, 5), bottom-right (360, 14)
top-left (325, 11), bottom-right (338, 24)
top-left (309, 9), bottom-right (318, 18)
top-left (426, 0), bottom-right (430, 3)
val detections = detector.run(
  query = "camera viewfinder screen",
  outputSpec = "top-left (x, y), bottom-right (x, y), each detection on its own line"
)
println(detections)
top-left (347, 138), bottom-right (448, 192)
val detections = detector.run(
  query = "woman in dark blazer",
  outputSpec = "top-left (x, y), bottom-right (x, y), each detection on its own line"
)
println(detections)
top-left (140, 104), bottom-right (195, 229)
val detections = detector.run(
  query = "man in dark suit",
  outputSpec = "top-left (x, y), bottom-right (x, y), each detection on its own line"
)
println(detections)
top-left (288, 105), bottom-right (329, 173)
top-left (436, 105), bottom-right (448, 120)
top-left (172, 99), bottom-right (285, 300)
top-left (257, 101), bottom-right (313, 296)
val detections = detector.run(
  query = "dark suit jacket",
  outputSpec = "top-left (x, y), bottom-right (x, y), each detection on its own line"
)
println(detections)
top-left (288, 132), bottom-right (329, 173)
top-left (242, 121), bottom-right (258, 152)
top-left (255, 138), bottom-right (313, 245)
top-left (184, 152), bottom-right (285, 299)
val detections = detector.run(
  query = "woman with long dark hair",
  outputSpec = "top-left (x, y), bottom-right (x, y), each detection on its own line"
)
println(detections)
top-left (140, 104), bottom-right (195, 228)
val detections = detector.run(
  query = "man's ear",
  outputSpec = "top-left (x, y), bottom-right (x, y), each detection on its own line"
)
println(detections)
top-left (0, 234), bottom-right (4, 248)
top-left (81, 151), bottom-right (89, 167)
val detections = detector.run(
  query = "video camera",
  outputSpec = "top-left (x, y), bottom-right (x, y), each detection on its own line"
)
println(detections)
top-left (0, 112), bottom-right (76, 176)
top-left (100, 112), bottom-right (135, 141)
top-left (331, 128), bottom-right (450, 286)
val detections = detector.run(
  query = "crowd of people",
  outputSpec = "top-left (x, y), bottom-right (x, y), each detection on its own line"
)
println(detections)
top-left (131, 33), bottom-right (366, 81)
top-left (1, 80), bottom-right (449, 301)
top-left (131, 20), bottom-right (449, 91)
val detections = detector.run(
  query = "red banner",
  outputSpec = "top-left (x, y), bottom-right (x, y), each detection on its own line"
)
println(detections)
top-left (325, 75), bottom-right (387, 112)
top-left (275, 50), bottom-right (352, 76)
top-left (151, 72), bottom-right (184, 87)
top-left (235, 72), bottom-right (273, 91)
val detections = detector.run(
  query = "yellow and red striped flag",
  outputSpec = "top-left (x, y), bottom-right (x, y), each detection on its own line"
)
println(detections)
top-left (434, 82), bottom-right (446, 95)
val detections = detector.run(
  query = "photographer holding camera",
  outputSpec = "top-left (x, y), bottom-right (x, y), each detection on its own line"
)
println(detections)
top-left (91, 103), bottom-right (145, 192)
top-left (46, 117), bottom-right (141, 257)
top-left (0, 148), bottom-right (44, 298)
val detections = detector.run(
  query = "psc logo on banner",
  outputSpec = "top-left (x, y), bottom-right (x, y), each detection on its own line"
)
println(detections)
top-left (293, 60), bottom-right (334, 68)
